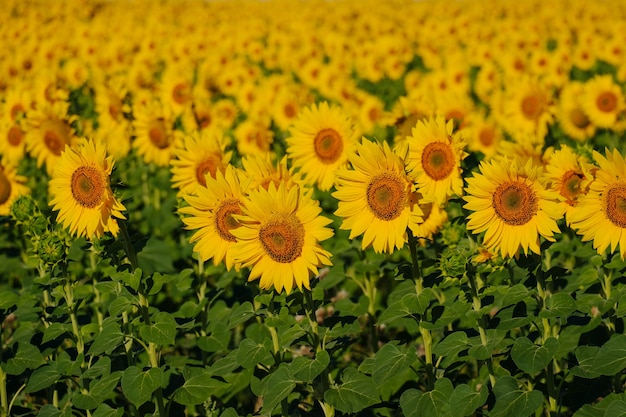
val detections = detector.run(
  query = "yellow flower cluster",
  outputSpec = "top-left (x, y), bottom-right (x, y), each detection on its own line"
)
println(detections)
top-left (2, 0), bottom-right (626, 291)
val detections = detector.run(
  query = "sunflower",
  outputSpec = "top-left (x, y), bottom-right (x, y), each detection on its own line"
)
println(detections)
top-left (231, 182), bottom-right (333, 294)
top-left (132, 98), bottom-right (178, 167)
top-left (498, 76), bottom-right (554, 143)
top-left (557, 81), bottom-right (596, 142)
top-left (544, 146), bottom-right (593, 225)
top-left (240, 154), bottom-right (305, 194)
top-left (406, 116), bottom-right (467, 206)
top-left (581, 75), bottom-right (625, 129)
top-left (0, 163), bottom-right (30, 216)
top-left (411, 196), bottom-right (448, 242)
top-left (286, 101), bottom-right (357, 191)
top-left (48, 139), bottom-right (126, 239)
top-left (569, 148), bottom-right (626, 259)
top-left (333, 138), bottom-right (423, 253)
top-left (26, 100), bottom-right (77, 175)
top-left (179, 165), bottom-right (246, 270)
top-left (463, 157), bottom-right (564, 258)
top-left (0, 117), bottom-right (27, 167)
top-left (170, 131), bottom-right (232, 196)
top-left (233, 117), bottom-right (274, 157)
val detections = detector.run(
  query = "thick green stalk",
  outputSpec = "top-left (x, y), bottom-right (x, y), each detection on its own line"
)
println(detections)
top-left (120, 219), bottom-right (166, 417)
top-left (0, 367), bottom-right (7, 417)
top-left (408, 230), bottom-right (435, 390)
top-left (466, 266), bottom-right (497, 388)
top-left (536, 263), bottom-right (558, 415)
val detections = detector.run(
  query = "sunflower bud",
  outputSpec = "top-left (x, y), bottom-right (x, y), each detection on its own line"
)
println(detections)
top-left (38, 231), bottom-right (67, 265)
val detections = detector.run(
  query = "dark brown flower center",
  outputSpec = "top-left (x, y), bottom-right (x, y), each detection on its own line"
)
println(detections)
top-left (7, 125), bottom-right (23, 146)
top-left (259, 214), bottom-right (305, 263)
top-left (0, 170), bottom-right (11, 204)
top-left (71, 166), bottom-right (105, 208)
top-left (195, 156), bottom-right (220, 187)
top-left (421, 142), bottom-right (455, 180)
top-left (521, 95), bottom-right (543, 120)
top-left (148, 119), bottom-right (170, 149)
top-left (493, 180), bottom-right (538, 225)
top-left (569, 108), bottom-right (590, 129)
top-left (478, 127), bottom-right (495, 147)
top-left (604, 183), bottom-right (626, 228)
top-left (367, 173), bottom-right (407, 221)
top-left (314, 128), bottom-right (344, 164)
top-left (596, 91), bottom-right (617, 113)
top-left (172, 83), bottom-right (191, 105)
top-left (560, 170), bottom-right (584, 205)
top-left (214, 199), bottom-right (242, 242)
top-left (284, 103), bottom-right (297, 119)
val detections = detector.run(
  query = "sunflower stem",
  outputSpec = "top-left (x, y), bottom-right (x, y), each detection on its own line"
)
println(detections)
top-left (118, 219), bottom-right (139, 271)
top-left (408, 229), bottom-right (435, 390)
top-left (62, 263), bottom-right (85, 361)
top-left (304, 290), bottom-right (320, 352)
top-left (466, 264), bottom-right (497, 389)
top-left (536, 259), bottom-right (558, 415)
top-left (0, 367), bottom-right (7, 417)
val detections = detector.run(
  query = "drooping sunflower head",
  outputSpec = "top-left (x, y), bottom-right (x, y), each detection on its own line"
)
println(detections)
top-left (286, 101), bottom-right (357, 191)
top-left (406, 115), bottom-right (467, 206)
top-left (231, 182), bottom-right (333, 293)
top-left (48, 139), bottom-right (126, 239)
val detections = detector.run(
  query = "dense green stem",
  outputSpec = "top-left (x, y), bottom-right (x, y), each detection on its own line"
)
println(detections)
top-left (466, 266), bottom-right (497, 389)
top-left (408, 230), bottom-right (435, 390)
top-left (536, 261), bottom-right (558, 415)
top-left (0, 367), bottom-right (7, 417)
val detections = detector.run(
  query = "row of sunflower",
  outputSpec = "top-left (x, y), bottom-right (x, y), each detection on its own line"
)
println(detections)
top-left (1, 0), bottom-right (626, 415)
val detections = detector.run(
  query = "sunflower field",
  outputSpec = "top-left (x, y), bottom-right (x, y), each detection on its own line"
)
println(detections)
top-left (2, 0), bottom-right (626, 416)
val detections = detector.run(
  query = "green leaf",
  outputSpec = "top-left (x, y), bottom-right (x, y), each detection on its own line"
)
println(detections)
top-left (280, 324), bottom-right (306, 348)
top-left (88, 319), bottom-right (125, 355)
top-left (74, 373), bottom-right (124, 412)
top-left (146, 272), bottom-right (176, 296)
top-left (400, 379), bottom-right (454, 417)
top-left (572, 393), bottom-right (626, 417)
top-left (42, 323), bottom-right (69, 343)
top-left (421, 300), bottom-right (472, 330)
top-left (173, 370), bottom-right (228, 405)
top-left (434, 332), bottom-right (469, 358)
top-left (92, 404), bottom-right (124, 417)
top-left (25, 364), bottom-right (60, 393)
top-left (290, 350), bottom-right (330, 383)
top-left (235, 338), bottom-right (274, 369)
top-left (491, 376), bottom-right (543, 417)
top-left (616, 293), bottom-right (626, 318)
top-left (37, 405), bottom-right (64, 417)
top-left (121, 366), bottom-right (163, 407)
top-left (324, 368), bottom-right (380, 413)
top-left (82, 357), bottom-right (111, 380)
top-left (137, 237), bottom-right (175, 274)
top-left (261, 364), bottom-right (297, 414)
top-left (0, 291), bottom-right (19, 310)
top-left (198, 321), bottom-right (231, 353)
top-left (139, 311), bottom-right (178, 346)
top-left (500, 284), bottom-right (530, 308)
top-left (4, 342), bottom-right (44, 375)
top-left (539, 293), bottom-right (577, 318)
top-left (372, 342), bottom-right (417, 389)
top-left (107, 295), bottom-right (135, 317)
top-left (511, 337), bottom-right (559, 374)
top-left (219, 409), bottom-right (241, 417)
top-left (114, 268), bottom-right (142, 292)
top-left (571, 345), bottom-right (601, 378)
top-left (605, 401), bottom-right (626, 417)
top-left (449, 384), bottom-right (488, 417)
top-left (593, 334), bottom-right (626, 376)
top-left (228, 302), bottom-right (255, 329)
